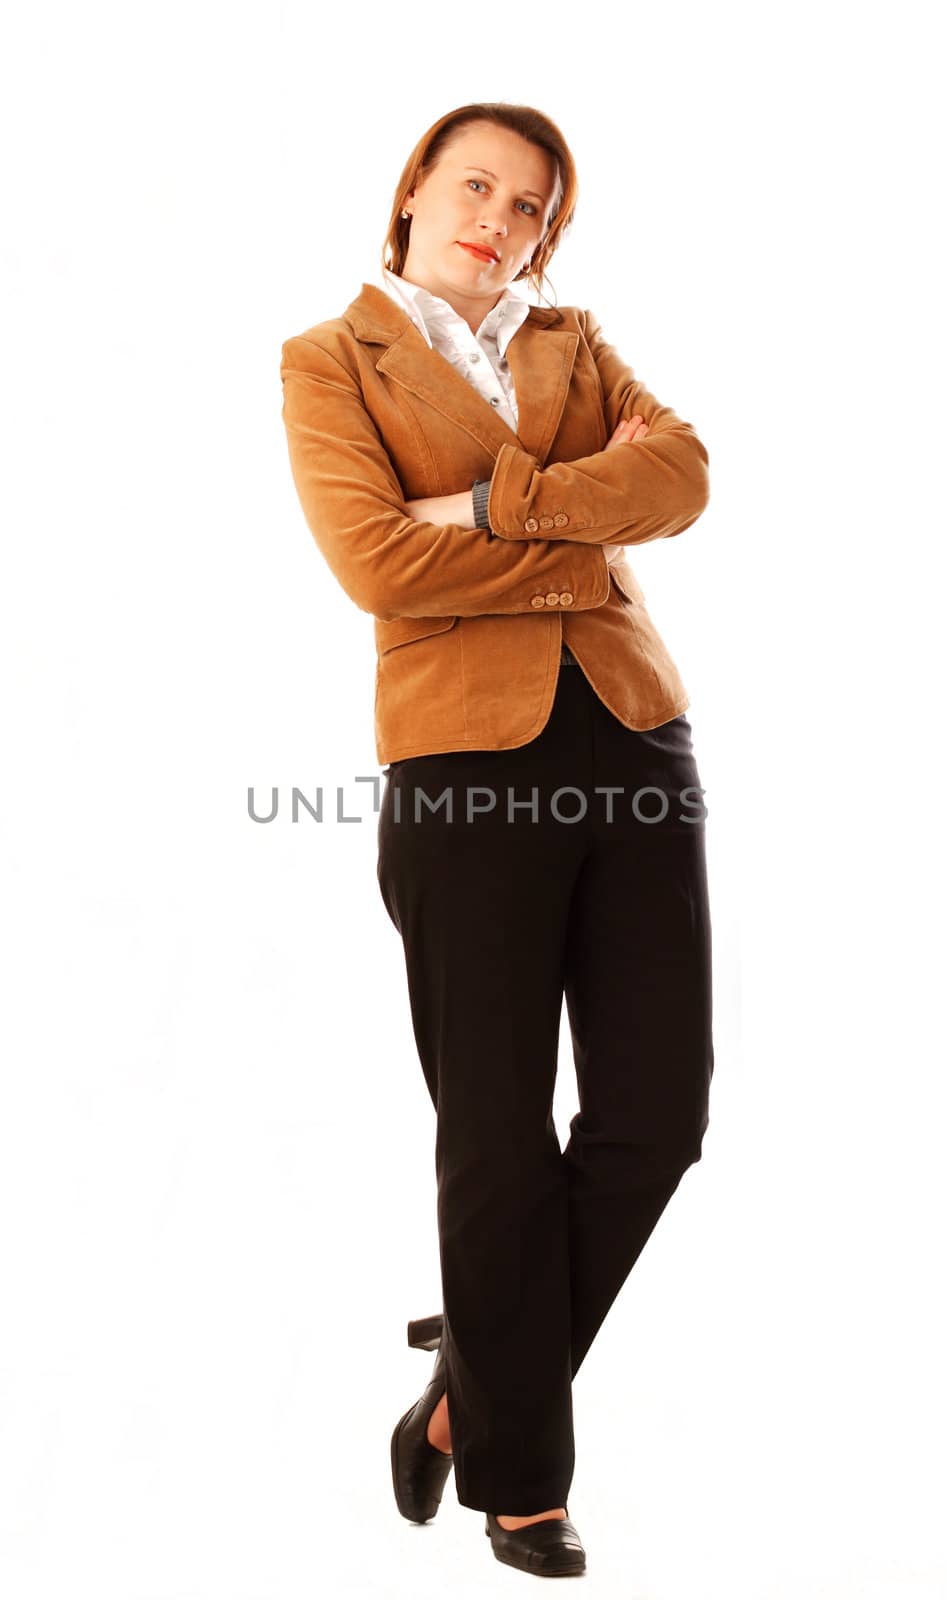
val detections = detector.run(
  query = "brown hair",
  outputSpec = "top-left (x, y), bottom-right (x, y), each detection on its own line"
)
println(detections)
top-left (380, 103), bottom-right (578, 318)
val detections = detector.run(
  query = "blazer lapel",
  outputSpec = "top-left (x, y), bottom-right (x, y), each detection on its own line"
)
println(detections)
top-left (344, 282), bottom-right (579, 466)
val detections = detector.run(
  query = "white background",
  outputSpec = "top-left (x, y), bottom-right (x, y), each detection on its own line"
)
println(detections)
top-left (2, 1), bottom-right (945, 1596)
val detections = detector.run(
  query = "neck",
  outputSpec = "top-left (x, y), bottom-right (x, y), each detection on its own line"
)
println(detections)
top-left (395, 264), bottom-right (506, 335)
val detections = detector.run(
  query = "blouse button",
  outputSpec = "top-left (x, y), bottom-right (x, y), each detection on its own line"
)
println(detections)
top-left (489, 396), bottom-right (500, 405)
top-left (468, 352), bottom-right (480, 363)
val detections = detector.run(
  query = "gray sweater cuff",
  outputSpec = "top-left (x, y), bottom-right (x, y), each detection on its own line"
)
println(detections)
top-left (471, 477), bottom-right (493, 531)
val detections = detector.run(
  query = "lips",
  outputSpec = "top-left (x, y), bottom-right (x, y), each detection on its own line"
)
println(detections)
top-left (458, 241), bottom-right (499, 263)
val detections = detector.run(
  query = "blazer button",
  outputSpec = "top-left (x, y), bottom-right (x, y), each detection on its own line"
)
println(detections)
top-left (524, 517), bottom-right (539, 532)
top-left (545, 592), bottom-right (560, 606)
top-left (553, 513), bottom-right (569, 527)
top-left (530, 594), bottom-right (547, 607)
top-left (539, 515), bottom-right (554, 529)
top-left (559, 591), bottom-right (574, 605)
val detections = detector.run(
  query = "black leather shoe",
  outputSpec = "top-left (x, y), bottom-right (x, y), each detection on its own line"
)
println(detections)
top-left (390, 1314), bottom-right (453, 1523)
top-left (484, 1508), bottom-right (587, 1576)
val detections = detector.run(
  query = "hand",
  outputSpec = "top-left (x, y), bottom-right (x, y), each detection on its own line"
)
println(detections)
top-left (403, 490), bottom-right (475, 530)
top-left (605, 414), bottom-right (649, 451)
top-left (603, 415), bottom-right (648, 564)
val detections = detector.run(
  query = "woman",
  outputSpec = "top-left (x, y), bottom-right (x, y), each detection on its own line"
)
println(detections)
top-left (280, 101), bottom-right (714, 1579)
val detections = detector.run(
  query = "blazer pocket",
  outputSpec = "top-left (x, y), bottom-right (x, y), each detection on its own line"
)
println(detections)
top-left (374, 614), bottom-right (459, 654)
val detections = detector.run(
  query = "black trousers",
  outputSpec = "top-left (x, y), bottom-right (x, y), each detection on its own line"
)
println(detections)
top-left (376, 663), bottom-right (714, 1514)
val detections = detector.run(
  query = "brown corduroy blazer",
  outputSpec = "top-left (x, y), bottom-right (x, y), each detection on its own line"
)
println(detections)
top-left (280, 283), bottom-right (710, 765)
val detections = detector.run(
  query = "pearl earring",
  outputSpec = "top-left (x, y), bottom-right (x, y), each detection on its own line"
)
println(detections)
top-left (401, 209), bottom-right (410, 219)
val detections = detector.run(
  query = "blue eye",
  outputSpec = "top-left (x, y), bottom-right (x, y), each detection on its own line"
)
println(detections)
top-left (466, 179), bottom-right (536, 216)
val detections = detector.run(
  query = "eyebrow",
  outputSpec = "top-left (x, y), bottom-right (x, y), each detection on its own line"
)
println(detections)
top-left (463, 166), bottom-right (546, 204)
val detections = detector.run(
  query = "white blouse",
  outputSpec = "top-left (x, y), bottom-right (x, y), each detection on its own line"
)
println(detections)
top-left (371, 265), bottom-right (532, 434)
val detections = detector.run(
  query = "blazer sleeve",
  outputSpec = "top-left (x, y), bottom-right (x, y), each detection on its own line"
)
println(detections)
top-left (280, 334), bottom-right (611, 622)
top-left (486, 308), bottom-right (710, 547)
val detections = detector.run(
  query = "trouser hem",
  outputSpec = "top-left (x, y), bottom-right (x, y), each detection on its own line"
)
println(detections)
top-left (453, 1477), bottom-right (574, 1515)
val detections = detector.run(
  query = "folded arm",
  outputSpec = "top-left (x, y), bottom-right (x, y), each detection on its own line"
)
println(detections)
top-left (411, 432), bottom-right (642, 568)
top-left (280, 335), bottom-right (610, 622)
top-left (486, 308), bottom-right (710, 547)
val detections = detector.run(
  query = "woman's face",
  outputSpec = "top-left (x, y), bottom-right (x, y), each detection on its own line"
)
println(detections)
top-left (401, 122), bottom-right (558, 326)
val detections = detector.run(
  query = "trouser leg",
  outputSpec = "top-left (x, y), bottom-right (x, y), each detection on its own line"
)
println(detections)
top-left (561, 695), bottom-right (715, 1377)
top-left (376, 693), bottom-right (589, 1514)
